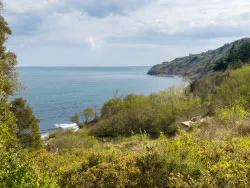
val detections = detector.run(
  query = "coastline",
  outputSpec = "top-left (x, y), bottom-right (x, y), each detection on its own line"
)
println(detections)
top-left (148, 73), bottom-right (192, 83)
top-left (41, 123), bottom-right (79, 139)
top-left (39, 71), bottom-right (187, 139)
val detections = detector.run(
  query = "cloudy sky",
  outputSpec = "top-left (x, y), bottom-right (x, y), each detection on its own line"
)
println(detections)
top-left (2, 0), bottom-right (250, 66)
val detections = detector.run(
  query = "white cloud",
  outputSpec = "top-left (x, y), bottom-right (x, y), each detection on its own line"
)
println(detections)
top-left (4, 0), bottom-right (58, 13)
top-left (4, 0), bottom-right (250, 65)
top-left (85, 37), bottom-right (103, 48)
top-left (46, 0), bottom-right (250, 46)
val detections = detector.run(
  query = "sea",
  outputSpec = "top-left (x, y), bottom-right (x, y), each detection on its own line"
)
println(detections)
top-left (17, 66), bottom-right (184, 134)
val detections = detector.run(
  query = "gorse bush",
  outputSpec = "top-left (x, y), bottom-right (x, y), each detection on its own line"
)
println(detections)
top-left (3, 0), bottom-right (250, 186)
top-left (39, 64), bottom-right (250, 187)
top-left (35, 132), bottom-right (250, 188)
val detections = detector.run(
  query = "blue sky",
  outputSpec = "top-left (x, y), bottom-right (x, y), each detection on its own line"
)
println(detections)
top-left (3, 0), bottom-right (250, 66)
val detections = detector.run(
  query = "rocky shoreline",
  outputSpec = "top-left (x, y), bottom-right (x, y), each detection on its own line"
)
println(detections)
top-left (147, 72), bottom-right (192, 83)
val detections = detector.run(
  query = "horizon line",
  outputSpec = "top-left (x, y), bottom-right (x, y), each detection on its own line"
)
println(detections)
top-left (17, 65), bottom-right (152, 68)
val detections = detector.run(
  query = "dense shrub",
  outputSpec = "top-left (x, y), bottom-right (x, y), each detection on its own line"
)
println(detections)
top-left (214, 40), bottom-right (250, 71)
top-left (214, 65), bottom-right (250, 109)
top-left (33, 64), bottom-right (250, 187)
top-left (90, 86), bottom-right (205, 138)
top-left (35, 132), bottom-right (250, 187)
top-left (47, 129), bottom-right (98, 150)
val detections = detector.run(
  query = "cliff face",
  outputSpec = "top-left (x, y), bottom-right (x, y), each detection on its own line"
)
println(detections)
top-left (148, 38), bottom-right (250, 79)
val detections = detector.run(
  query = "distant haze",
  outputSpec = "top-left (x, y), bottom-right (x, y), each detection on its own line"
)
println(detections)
top-left (3, 0), bottom-right (250, 66)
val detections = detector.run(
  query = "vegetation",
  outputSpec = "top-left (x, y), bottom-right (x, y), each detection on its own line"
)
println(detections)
top-left (10, 98), bottom-right (42, 150)
top-left (82, 107), bottom-right (95, 123)
top-left (71, 107), bottom-right (97, 128)
top-left (35, 63), bottom-right (250, 187)
top-left (3, 2), bottom-right (250, 186)
top-left (213, 42), bottom-right (250, 71)
top-left (35, 131), bottom-right (250, 188)
top-left (89, 86), bottom-right (205, 138)
top-left (148, 38), bottom-right (250, 79)
top-left (35, 56), bottom-right (250, 187)
top-left (0, 8), bottom-right (57, 187)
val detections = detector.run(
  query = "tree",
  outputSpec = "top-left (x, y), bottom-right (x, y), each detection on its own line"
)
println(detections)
top-left (190, 73), bottom-right (225, 101)
top-left (101, 98), bottom-right (123, 117)
top-left (0, 16), bottom-right (19, 98)
top-left (215, 65), bottom-right (250, 109)
top-left (0, 8), bottom-right (57, 186)
top-left (213, 59), bottom-right (228, 71)
top-left (82, 107), bottom-right (95, 123)
top-left (71, 113), bottom-right (79, 124)
top-left (227, 45), bottom-right (239, 62)
top-left (227, 45), bottom-right (242, 69)
top-left (10, 98), bottom-right (42, 150)
top-left (238, 40), bottom-right (250, 62)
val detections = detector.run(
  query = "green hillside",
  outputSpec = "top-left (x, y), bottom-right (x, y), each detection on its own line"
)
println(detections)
top-left (148, 38), bottom-right (250, 79)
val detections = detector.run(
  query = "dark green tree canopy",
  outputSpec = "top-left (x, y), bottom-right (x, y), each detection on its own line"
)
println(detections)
top-left (10, 98), bottom-right (42, 150)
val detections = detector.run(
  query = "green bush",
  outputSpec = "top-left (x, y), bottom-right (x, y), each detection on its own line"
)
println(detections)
top-left (48, 129), bottom-right (98, 150)
top-left (35, 131), bottom-right (250, 187)
top-left (90, 86), bottom-right (205, 138)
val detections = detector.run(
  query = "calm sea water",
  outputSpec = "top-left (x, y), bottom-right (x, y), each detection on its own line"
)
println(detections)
top-left (17, 67), bottom-right (184, 133)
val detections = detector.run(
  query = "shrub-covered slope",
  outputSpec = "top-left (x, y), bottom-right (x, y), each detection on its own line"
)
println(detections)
top-left (148, 38), bottom-right (250, 79)
top-left (38, 65), bottom-right (250, 187)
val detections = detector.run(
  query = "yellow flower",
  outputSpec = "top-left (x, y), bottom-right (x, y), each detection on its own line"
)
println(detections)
top-left (224, 174), bottom-right (233, 179)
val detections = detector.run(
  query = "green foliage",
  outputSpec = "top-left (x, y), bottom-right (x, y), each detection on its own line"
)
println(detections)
top-left (34, 131), bottom-right (250, 187)
top-left (3, 7), bottom-right (250, 187)
top-left (150, 86), bottom-right (204, 135)
top-left (190, 72), bottom-right (228, 107)
top-left (10, 98), bottom-right (42, 150)
top-left (214, 41), bottom-right (250, 72)
top-left (82, 107), bottom-right (95, 123)
top-left (227, 45), bottom-right (240, 63)
top-left (71, 107), bottom-right (97, 128)
top-left (213, 58), bottom-right (228, 71)
top-left (101, 98), bottom-right (123, 118)
top-left (0, 99), bottom-right (56, 187)
top-left (89, 85), bottom-right (205, 138)
top-left (0, 16), bottom-right (20, 98)
top-left (71, 113), bottom-right (79, 124)
top-left (149, 38), bottom-right (250, 79)
top-left (217, 104), bottom-right (248, 128)
top-left (0, 12), bottom-right (56, 187)
top-left (47, 129), bottom-right (98, 150)
top-left (239, 40), bottom-right (250, 62)
top-left (215, 65), bottom-right (250, 109)
top-left (32, 63), bottom-right (250, 187)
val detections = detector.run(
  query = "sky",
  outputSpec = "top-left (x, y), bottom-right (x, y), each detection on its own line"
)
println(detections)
top-left (2, 0), bottom-right (250, 66)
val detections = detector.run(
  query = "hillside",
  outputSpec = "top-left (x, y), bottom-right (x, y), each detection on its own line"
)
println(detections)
top-left (148, 38), bottom-right (250, 79)
top-left (39, 64), bottom-right (250, 187)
